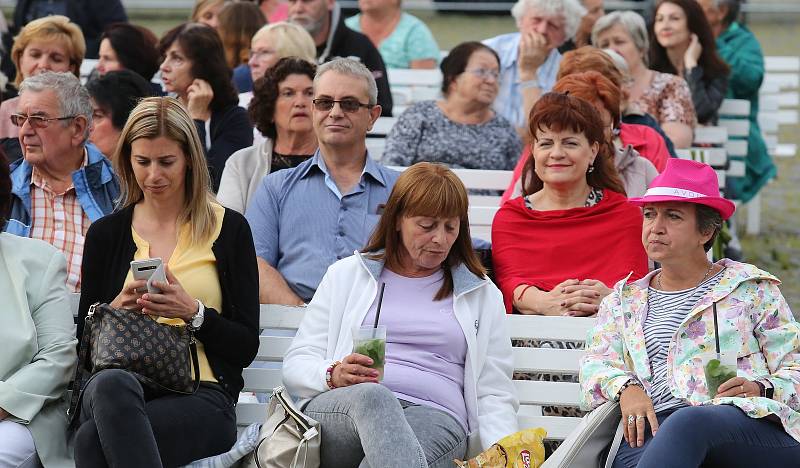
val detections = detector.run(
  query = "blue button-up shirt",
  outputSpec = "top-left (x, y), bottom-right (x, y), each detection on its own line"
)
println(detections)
top-left (245, 150), bottom-right (400, 302)
top-left (483, 32), bottom-right (562, 129)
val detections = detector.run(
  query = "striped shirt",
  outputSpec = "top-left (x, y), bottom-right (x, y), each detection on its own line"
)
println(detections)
top-left (29, 158), bottom-right (90, 292)
top-left (644, 269), bottom-right (724, 412)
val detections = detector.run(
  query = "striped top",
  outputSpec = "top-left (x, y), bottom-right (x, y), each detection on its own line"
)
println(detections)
top-left (644, 269), bottom-right (725, 412)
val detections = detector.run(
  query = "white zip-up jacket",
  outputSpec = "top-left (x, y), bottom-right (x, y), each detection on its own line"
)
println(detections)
top-left (282, 252), bottom-right (519, 455)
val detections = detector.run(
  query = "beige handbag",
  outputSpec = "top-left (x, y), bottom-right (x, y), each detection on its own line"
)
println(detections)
top-left (541, 401), bottom-right (624, 468)
top-left (244, 386), bottom-right (321, 468)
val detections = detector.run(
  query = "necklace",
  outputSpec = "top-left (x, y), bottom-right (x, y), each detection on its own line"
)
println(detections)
top-left (657, 262), bottom-right (714, 292)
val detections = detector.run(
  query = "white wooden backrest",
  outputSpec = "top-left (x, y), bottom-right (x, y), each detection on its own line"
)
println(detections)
top-left (763, 73), bottom-right (800, 90)
top-left (692, 126), bottom-right (728, 146)
top-left (674, 148), bottom-right (726, 187)
top-left (242, 305), bottom-right (596, 441)
top-left (370, 117), bottom-right (397, 136)
top-left (387, 69), bottom-right (443, 87)
top-left (765, 56), bottom-right (800, 73)
top-left (719, 99), bottom-right (750, 117)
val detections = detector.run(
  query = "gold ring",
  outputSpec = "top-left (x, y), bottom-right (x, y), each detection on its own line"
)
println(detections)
top-left (636, 415), bottom-right (646, 420)
top-left (740, 385), bottom-right (745, 393)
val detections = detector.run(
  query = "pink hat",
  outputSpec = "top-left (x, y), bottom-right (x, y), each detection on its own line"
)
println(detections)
top-left (628, 158), bottom-right (736, 220)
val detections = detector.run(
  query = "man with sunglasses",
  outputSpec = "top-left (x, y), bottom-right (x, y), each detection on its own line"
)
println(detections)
top-left (4, 71), bottom-right (119, 292)
top-left (246, 58), bottom-right (399, 305)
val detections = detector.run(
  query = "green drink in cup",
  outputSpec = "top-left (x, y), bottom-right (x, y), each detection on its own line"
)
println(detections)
top-left (703, 351), bottom-right (738, 398)
top-left (354, 325), bottom-right (386, 381)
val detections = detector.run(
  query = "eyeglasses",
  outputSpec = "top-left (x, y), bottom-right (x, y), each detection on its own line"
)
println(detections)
top-left (249, 49), bottom-right (275, 61)
top-left (312, 98), bottom-right (373, 113)
top-left (465, 68), bottom-right (500, 80)
top-left (10, 113), bottom-right (77, 129)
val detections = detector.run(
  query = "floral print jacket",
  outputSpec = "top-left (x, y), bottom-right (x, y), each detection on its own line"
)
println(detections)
top-left (579, 259), bottom-right (800, 441)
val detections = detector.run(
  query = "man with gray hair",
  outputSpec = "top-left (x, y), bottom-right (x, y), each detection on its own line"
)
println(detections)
top-left (483, 0), bottom-right (586, 132)
top-left (4, 71), bottom-right (119, 292)
top-left (246, 58), bottom-right (399, 304)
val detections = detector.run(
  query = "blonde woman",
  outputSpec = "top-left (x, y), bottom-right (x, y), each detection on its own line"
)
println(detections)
top-left (191, 0), bottom-right (226, 29)
top-left (74, 97), bottom-right (259, 466)
top-left (0, 15), bottom-right (85, 139)
top-left (236, 22), bottom-right (317, 106)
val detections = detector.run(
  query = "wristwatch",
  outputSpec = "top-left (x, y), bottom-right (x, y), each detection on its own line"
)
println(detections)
top-left (188, 300), bottom-right (205, 331)
top-left (755, 379), bottom-right (774, 399)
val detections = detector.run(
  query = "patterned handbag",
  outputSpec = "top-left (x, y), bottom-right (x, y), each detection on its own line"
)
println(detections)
top-left (68, 303), bottom-right (200, 423)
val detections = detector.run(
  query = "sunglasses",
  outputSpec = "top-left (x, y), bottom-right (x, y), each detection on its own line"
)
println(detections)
top-left (10, 113), bottom-right (77, 129)
top-left (312, 98), bottom-right (373, 113)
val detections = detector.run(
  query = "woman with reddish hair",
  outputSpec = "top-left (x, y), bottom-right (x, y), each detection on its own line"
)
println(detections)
top-left (492, 92), bottom-right (649, 315)
top-left (504, 71), bottom-right (661, 201)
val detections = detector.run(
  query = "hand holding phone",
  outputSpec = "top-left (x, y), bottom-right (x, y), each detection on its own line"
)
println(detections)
top-left (130, 258), bottom-right (168, 294)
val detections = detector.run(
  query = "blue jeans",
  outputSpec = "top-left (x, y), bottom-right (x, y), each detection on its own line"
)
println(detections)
top-left (303, 383), bottom-right (468, 468)
top-left (612, 405), bottom-right (800, 468)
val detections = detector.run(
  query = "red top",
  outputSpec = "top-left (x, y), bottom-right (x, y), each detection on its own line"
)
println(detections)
top-left (501, 123), bottom-right (670, 203)
top-left (491, 189), bottom-right (649, 313)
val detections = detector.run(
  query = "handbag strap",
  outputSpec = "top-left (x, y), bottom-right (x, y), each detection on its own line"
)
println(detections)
top-left (67, 303), bottom-right (99, 422)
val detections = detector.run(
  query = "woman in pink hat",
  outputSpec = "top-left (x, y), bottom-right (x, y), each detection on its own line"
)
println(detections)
top-left (580, 158), bottom-right (800, 467)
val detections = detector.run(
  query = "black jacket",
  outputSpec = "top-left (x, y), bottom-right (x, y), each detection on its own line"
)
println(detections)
top-left (319, 10), bottom-right (393, 117)
top-left (77, 204), bottom-right (260, 400)
top-left (12, 0), bottom-right (128, 59)
top-left (194, 104), bottom-right (253, 192)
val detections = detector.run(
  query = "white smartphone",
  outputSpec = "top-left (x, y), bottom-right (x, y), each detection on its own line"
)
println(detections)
top-left (130, 258), bottom-right (167, 294)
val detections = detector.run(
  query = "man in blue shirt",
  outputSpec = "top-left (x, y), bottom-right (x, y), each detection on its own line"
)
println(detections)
top-left (246, 58), bottom-right (399, 304)
top-left (483, 0), bottom-right (586, 133)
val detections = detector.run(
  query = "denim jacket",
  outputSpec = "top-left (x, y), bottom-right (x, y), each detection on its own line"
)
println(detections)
top-left (4, 143), bottom-right (119, 235)
top-left (579, 259), bottom-right (800, 441)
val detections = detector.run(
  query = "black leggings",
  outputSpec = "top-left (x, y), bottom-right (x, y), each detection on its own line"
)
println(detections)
top-left (73, 369), bottom-right (236, 468)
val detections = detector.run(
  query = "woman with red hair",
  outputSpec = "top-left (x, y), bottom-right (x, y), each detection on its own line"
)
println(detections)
top-left (492, 92), bottom-right (648, 315)
top-left (505, 71), bottom-right (661, 200)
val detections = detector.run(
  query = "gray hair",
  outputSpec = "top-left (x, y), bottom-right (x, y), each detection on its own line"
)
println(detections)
top-left (19, 71), bottom-right (93, 141)
top-left (591, 11), bottom-right (649, 63)
top-left (511, 0), bottom-right (586, 42)
top-left (314, 58), bottom-right (378, 106)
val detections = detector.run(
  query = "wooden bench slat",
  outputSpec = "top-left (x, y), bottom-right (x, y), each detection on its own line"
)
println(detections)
top-left (517, 415), bottom-right (582, 441)
top-left (719, 99), bottom-right (750, 117)
top-left (693, 126), bottom-right (728, 146)
top-left (260, 304), bottom-right (306, 329)
top-left (507, 315), bottom-right (594, 342)
top-left (514, 380), bottom-right (581, 406)
top-left (242, 368), bottom-right (283, 393)
top-left (256, 336), bottom-right (294, 361)
top-left (513, 348), bottom-right (584, 374)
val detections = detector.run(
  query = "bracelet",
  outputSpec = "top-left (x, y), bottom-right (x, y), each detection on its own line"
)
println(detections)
top-left (516, 284), bottom-right (536, 301)
top-left (325, 361), bottom-right (341, 390)
top-left (518, 79), bottom-right (540, 90)
top-left (616, 378), bottom-right (643, 401)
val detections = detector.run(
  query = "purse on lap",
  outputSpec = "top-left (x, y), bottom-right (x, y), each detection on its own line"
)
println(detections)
top-left (68, 302), bottom-right (200, 423)
top-left (541, 401), bottom-right (624, 468)
top-left (243, 386), bottom-right (321, 468)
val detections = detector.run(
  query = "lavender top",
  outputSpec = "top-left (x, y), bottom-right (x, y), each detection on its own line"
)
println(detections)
top-left (362, 267), bottom-right (468, 430)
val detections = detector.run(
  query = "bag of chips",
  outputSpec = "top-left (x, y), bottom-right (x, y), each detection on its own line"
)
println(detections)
top-left (454, 428), bottom-right (546, 468)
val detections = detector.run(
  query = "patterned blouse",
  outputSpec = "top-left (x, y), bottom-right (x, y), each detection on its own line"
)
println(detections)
top-left (383, 100), bottom-right (522, 171)
top-left (633, 71), bottom-right (698, 128)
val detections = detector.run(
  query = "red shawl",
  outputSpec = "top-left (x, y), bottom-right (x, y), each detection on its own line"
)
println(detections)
top-left (491, 189), bottom-right (649, 312)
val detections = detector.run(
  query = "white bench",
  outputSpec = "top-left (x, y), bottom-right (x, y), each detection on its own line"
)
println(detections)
top-left (242, 304), bottom-right (595, 443)
top-left (387, 69), bottom-right (443, 117)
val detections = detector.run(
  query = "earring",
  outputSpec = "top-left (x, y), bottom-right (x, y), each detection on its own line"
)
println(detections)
top-left (587, 164), bottom-right (595, 173)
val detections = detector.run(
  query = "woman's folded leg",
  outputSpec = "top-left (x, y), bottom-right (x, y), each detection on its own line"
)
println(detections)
top-left (303, 383), bottom-right (428, 468)
top-left (637, 404), bottom-right (800, 468)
